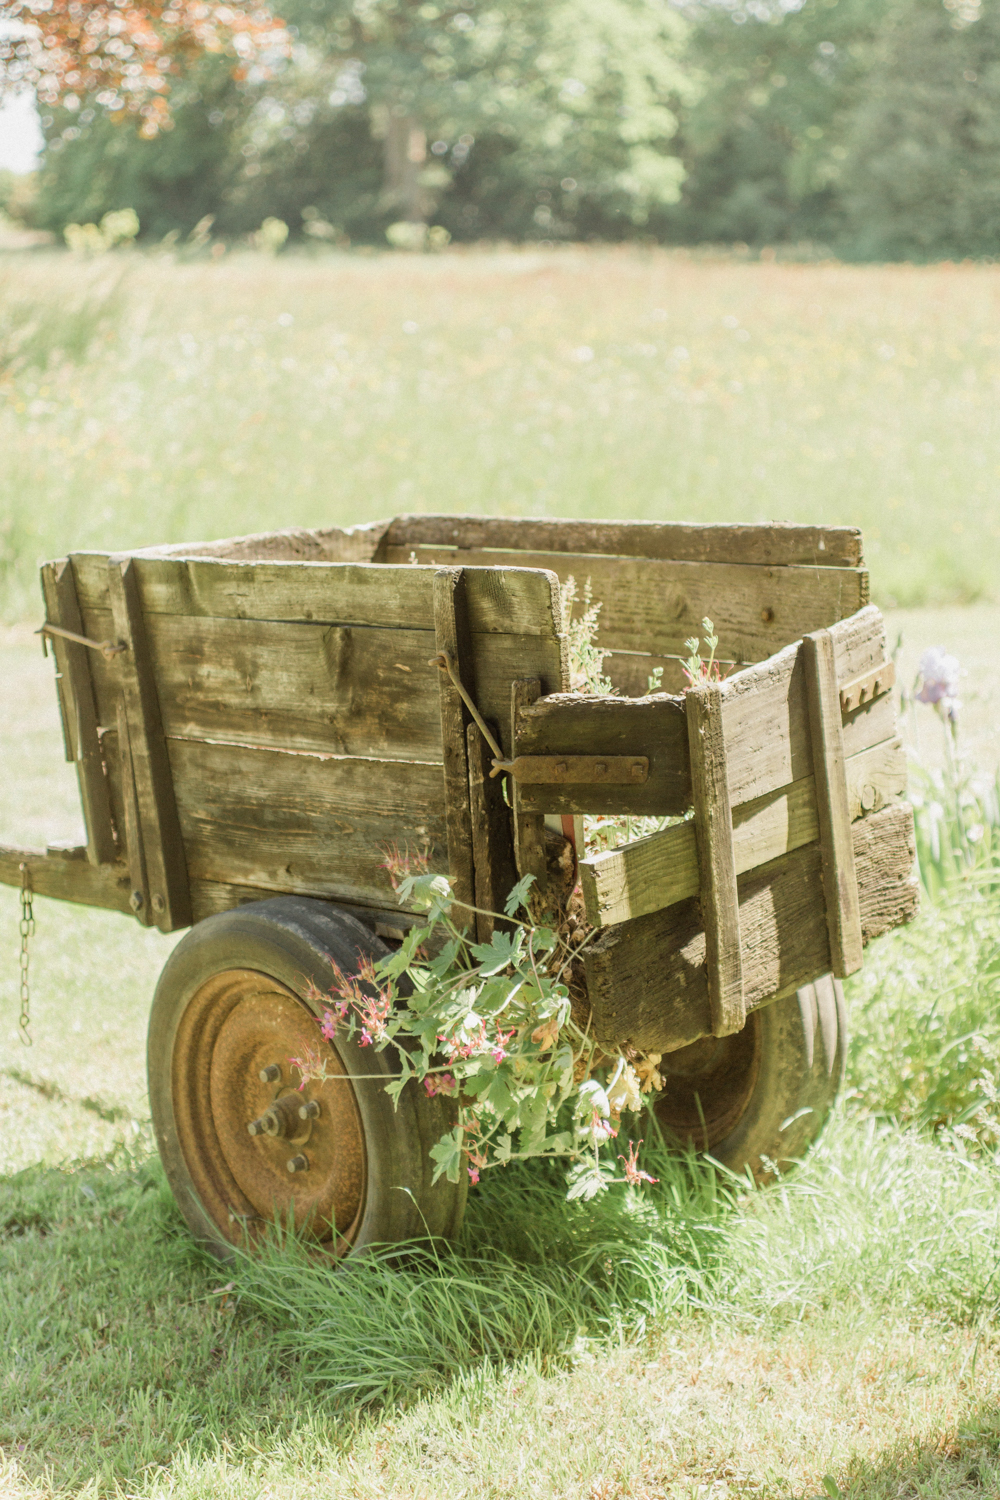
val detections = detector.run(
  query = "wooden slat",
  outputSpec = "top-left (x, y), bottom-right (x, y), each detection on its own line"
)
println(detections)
top-left (382, 547), bottom-right (866, 665)
top-left (108, 558), bottom-right (192, 933)
top-left (40, 559), bottom-right (117, 866)
top-left (513, 692), bottom-right (690, 816)
top-left (386, 513), bottom-right (865, 569)
top-left (467, 723), bottom-right (518, 944)
top-left (803, 629), bottom-right (865, 978)
top-left (132, 519), bottom-right (391, 564)
top-left (117, 702), bottom-right (151, 926)
top-left (434, 569), bottom-right (476, 914)
top-left (0, 843), bottom-right (132, 913)
top-left (583, 803), bottom-right (917, 1056)
top-left (511, 679), bottom-right (548, 891)
top-left (169, 738), bottom-right (447, 912)
top-left (188, 877), bottom-right (423, 936)
top-left (686, 682), bottom-right (745, 1037)
top-left (72, 555), bottom-right (563, 639)
top-left (79, 609), bottom-right (565, 763)
top-left (581, 736), bottom-right (907, 927)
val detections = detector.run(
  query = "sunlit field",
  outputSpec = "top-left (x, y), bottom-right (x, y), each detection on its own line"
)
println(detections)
top-left (6, 246), bottom-right (1000, 1499)
top-left (3, 246), bottom-right (1000, 619)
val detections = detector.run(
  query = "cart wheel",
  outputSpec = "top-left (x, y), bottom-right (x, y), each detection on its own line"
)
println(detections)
top-left (147, 897), bottom-right (466, 1259)
top-left (651, 975), bottom-right (847, 1181)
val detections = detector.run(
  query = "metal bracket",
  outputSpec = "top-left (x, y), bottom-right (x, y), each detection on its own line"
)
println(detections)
top-left (492, 755), bottom-right (649, 785)
top-left (37, 622), bottom-right (127, 661)
top-left (840, 659), bottom-right (895, 715)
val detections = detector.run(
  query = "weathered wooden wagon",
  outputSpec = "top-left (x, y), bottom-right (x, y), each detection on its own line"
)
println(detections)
top-left (2, 514), bottom-right (917, 1256)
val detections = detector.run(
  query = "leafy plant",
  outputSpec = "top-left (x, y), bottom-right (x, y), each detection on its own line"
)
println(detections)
top-left (291, 856), bottom-right (661, 1200)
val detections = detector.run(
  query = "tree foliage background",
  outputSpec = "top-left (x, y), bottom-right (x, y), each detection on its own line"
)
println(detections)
top-left (7, 0), bottom-right (1000, 258)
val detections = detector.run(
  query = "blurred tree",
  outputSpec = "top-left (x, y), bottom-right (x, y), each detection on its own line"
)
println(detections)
top-left (839, 0), bottom-right (1000, 259)
top-left (0, 0), bottom-right (285, 135)
top-left (667, 0), bottom-right (891, 246)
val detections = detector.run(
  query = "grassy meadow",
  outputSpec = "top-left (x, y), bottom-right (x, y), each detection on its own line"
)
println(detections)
top-left (5, 245), bottom-right (1000, 1498)
top-left (3, 247), bottom-right (1000, 617)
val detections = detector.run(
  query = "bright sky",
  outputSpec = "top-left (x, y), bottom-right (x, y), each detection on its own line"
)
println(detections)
top-left (0, 90), bottom-right (43, 174)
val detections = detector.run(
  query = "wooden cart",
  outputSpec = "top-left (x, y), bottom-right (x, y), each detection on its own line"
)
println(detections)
top-left (1, 514), bottom-right (917, 1255)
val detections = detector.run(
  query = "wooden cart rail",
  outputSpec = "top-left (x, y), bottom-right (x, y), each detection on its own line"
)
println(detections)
top-left (2, 512), bottom-right (915, 1061)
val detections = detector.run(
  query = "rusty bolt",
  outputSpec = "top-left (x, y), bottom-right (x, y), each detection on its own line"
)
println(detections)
top-left (129, 890), bottom-right (144, 913)
top-left (630, 762), bottom-right (644, 779)
top-left (595, 762), bottom-right (607, 777)
top-left (259, 1064), bottom-right (281, 1083)
top-left (287, 1154), bottom-right (309, 1173)
top-left (247, 1118), bottom-right (266, 1137)
top-left (299, 1099), bottom-right (320, 1121)
top-left (555, 761), bottom-right (568, 775)
top-left (152, 894), bottom-right (166, 915)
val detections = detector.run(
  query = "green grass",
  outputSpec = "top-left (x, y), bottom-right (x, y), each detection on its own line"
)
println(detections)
top-left (3, 246), bottom-right (1000, 618)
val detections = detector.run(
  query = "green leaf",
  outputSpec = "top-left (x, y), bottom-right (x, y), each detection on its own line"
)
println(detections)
top-left (504, 874), bottom-right (535, 917)
top-left (470, 929), bottom-right (524, 975)
top-left (429, 1127), bottom-right (463, 1185)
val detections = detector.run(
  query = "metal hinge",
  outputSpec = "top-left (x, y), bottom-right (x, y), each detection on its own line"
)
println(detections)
top-left (491, 755), bottom-right (649, 785)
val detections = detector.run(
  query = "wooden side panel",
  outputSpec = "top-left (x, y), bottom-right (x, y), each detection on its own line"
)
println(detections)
top-left (108, 558), bottom-right (192, 932)
top-left (169, 740), bottom-right (447, 911)
top-left (511, 679), bottom-right (548, 889)
top-left (72, 555), bottom-right (563, 638)
top-left (584, 803), bottom-right (918, 1056)
top-left (131, 519), bottom-right (391, 564)
top-left (385, 513), bottom-right (865, 569)
top-left (581, 736), bottom-right (907, 927)
top-left (39, 559), bottom-right (117, 865)
top-left (382, 547), bottom-right (866, 666)
top-left (803, 629), bottom-right (864, 978)
top-left (686, 683), bottom-right (745, 1036)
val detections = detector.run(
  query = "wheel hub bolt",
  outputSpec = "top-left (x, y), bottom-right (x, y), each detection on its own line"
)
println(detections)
top-left (259, 1064), bottom-right (282, 1083)
top-left (287, 1154), bottom-right (309, 1173)
top-left (299, 1100), bottom-right (320, 1121)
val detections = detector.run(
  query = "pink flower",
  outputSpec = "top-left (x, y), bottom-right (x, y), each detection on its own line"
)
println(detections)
top-left (424, 1072), bottom-right (457, 1098)
top-left (491, 1026), bottom-right (516, 1065)
top-left (619, 1140), bottom-right (657, 1187)
top-left (468, 1166), bottom-right (480, 1184)
top-left (590, 1108), bottom-right (617, 1143)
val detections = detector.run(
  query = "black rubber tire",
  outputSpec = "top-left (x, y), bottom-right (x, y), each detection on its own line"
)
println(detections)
top-left (148, 897), bottom-right (467, 1259)
top-left (652, 975), bottom-right (847, 1181)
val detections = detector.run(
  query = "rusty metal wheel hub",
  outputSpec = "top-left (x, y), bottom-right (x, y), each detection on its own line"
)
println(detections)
top-left (653, 1011), bottom-right (762, 1151)
top-left (171, 969), bottom-right (366, 1251)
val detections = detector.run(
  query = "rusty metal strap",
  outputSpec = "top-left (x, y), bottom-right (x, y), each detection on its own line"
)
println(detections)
top-left (37, 623), bottom-right (127, 661)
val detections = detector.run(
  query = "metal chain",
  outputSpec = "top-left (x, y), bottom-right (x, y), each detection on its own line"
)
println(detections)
top-left (18, 862), bottom-right (33, 1047)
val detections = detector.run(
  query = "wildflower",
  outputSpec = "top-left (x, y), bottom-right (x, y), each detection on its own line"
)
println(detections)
top-left (619, 1140), bottom-right (658, 1187)
top-left (916, 647), bottom-right (961, 719)
top-left (633, 1053), bottom-right (664, 1093)
top-left (492, 1025), bottom-right (516, 1064)
top-left (379, 842), bottom-right (430, 890)
top-left (468, 1165), bottom-right (480, 1184)
top-left (590, 1108), bottom-right (617, 1143)
top-left (290, 1046), bottom-right (328, 1090)
top-left (607, 1063), bottom-right (643, 1118)
top-left (424, 1072), bottom-right (457, 1098)
top-left (319, 1002), bottom-right (349, 1041)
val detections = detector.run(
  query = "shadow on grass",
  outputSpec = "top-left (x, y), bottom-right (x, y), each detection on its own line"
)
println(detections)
top-left (0, 1134), bottom-right (726, 1495)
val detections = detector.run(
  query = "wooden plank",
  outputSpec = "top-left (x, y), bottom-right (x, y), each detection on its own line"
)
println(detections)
top-left (467, 723), bottom-right (518, 944)
top-left (686, 682), bottom-right (745, 1037)
top-left (803, 629), bottom-right (865, 978)
top-left (189, 877), bottom-right (423, 936)
top-left (39, 559), bottom-right (117, 866)
top-left (131, 519), bottom-right (391, 564)
top-left (117, 702), bottom-right (151, 926)
top-left (583, 802), bottom-right (918, 1056)
top-left (434, 568), bottom-right (476, 914)
top-left (107, 557), bottom-right (192, 933)
top-left (720, 605), bottom-right (894, 810)
top-left (511, 679), bottom-right (548, 891)
top-left (581, 736), bottom-right (908, 927)
top-left (169, 738), bottom-right (447, 912)
top-left (512, 692), bottom-right (690, 817)
top-left (72, 556), bottom-right (563, 639)
top-left (0, 843), bottom-right (132, 914)
top-left (383, 547), bottom-right (866, 665)
top-left (385, 513), bottom-right (865, 569)
top-left (78, 609), bottom-right (565, 763)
